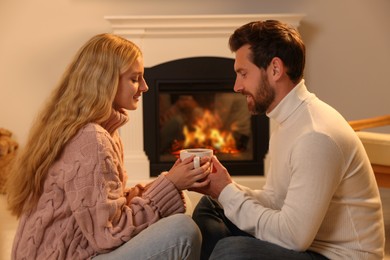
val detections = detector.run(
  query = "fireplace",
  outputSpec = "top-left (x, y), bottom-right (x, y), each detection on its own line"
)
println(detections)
top-left (104, 14), bottom-right (304, 182)
top-left (143, 56), bottom-right (269, 176)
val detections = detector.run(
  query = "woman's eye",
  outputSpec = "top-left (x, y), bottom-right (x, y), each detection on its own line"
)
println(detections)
top-left (131, 78), bottom-right (139, 83)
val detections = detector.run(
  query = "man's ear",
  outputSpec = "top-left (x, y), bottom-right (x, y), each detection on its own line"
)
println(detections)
top-left (268, 57), bottom-right (284, 80)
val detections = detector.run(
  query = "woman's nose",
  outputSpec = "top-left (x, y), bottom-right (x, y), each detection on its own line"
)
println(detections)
top-left (142, 78), bottom-right (149, 92)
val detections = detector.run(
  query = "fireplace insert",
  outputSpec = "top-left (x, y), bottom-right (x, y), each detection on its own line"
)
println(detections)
top-left (143, 57), bottom-right (269, 177)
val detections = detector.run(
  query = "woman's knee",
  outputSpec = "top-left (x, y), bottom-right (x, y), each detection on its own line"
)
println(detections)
top-left (166, 214), bottom-right (202, 243)
top-left (165, 214), bottom-right (202, 260)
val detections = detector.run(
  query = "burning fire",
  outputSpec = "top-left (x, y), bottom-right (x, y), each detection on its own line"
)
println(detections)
top-left (175, 110), bottom-right (239, 154)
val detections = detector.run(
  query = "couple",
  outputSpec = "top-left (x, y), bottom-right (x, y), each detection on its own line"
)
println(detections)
top-left (7, 20), bottom-right (384, 260)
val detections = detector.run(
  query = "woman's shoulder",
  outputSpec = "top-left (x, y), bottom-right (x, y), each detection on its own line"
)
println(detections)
top-left (77, 123), bottom-right (110, 137)
top-left (81, 122), bottom-right (108, 134)
top-left (68, 123), bottom-right (114, 150)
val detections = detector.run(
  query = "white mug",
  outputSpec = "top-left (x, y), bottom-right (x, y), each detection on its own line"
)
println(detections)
top-left (179, 148), bottom-right (213, 168)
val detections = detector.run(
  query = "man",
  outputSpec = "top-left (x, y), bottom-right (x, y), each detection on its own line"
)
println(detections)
top-left (191, 20), bottom-right (385, 259)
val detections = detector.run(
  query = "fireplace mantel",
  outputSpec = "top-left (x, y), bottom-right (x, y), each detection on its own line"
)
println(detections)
top-left (105, 14), bottom-right (305, 183)
top-left (105, 14), bottom-right (304, 37)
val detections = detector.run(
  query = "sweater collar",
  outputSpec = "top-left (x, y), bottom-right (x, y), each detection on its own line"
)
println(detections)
top-left (267, 80), bottom-right (313, 124)
top-left (101, 108), bottom-right (129, 134)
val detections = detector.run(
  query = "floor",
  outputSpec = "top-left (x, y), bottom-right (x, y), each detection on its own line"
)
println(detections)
top-left (1, 189), bottom-right (389, 260)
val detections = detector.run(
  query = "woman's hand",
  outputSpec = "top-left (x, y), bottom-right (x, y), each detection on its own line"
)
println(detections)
top-left (165, 155), bottom-right (211, 191)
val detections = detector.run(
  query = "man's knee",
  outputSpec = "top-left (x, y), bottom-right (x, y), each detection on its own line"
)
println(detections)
top-left (192, 196), bottom-right (220, 219)
top-left (210, 237), bottom-right (244, 259)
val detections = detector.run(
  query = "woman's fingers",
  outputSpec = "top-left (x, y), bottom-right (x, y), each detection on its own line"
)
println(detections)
top-left (190, 162), bottom-right (211, 182)
top-left (172, 158), bottom-right (181, 167)
top-left (190, 178), bottom-right (210, 188)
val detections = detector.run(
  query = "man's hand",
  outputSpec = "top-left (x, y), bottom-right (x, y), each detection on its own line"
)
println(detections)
top-left (190, 155), bottom-right (233, 199)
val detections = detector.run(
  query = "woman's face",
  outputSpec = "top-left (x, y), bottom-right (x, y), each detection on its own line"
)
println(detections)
top-left (114, 56), bottom-right (148, 110)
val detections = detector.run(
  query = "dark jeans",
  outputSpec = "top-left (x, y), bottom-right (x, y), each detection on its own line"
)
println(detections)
top-left (192, 196), bottom-right (328, 260)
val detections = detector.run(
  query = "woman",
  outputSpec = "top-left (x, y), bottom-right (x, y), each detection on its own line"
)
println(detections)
top-left (7, 33), bottom-right (210, 260)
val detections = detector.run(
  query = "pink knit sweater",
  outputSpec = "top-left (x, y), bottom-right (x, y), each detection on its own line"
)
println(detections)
top-left (12, 111), bottom-right (185, 260)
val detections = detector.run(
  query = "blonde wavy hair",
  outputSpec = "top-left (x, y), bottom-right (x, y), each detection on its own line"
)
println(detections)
top-left (7, 33), bottom-right (142, 218)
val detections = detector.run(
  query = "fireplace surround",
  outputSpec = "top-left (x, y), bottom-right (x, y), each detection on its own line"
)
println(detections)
top-left (105, 14), bottom-right (305, 182)
top-left (143, 56), bottom-right (269, 177)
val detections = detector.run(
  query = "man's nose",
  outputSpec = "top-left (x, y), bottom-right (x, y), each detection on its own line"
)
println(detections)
top-left (233, 78), bottom-right (242, 93)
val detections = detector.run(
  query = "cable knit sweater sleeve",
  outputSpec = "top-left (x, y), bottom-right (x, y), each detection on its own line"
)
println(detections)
top-left (64, 124), bottom-right (185, 253)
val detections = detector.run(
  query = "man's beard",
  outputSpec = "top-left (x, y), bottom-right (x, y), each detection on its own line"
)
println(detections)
top-left (248, 74), bottom-right (275, 115)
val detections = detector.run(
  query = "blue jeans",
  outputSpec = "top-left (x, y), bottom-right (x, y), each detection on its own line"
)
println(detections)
top-left (192, 196), bottom-right (328, 260)
top-left (93, 214), bottom-right (201, 260)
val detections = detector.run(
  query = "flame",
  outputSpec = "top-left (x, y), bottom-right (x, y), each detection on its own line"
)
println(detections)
top-left (179, 110), bottom-right (239, 154)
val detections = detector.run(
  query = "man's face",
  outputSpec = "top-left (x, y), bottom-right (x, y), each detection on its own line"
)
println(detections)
top-left (233, 45), bottom-right (275, 115)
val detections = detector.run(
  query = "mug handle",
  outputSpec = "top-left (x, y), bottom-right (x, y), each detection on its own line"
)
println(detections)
top-left (193, 156), bottom-right (200, 168)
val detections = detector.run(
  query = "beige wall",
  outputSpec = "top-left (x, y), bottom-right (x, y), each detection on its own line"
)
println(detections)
top-left (1, 0), bottom-right (389, 146)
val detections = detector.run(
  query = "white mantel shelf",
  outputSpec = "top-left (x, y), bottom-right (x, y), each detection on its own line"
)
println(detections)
top-left (105, 14), bottom-right (305, 184)
top-left (105, 14), bottom-right (305, 37)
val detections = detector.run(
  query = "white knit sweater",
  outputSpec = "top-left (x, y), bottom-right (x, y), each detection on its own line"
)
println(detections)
top-left (219, 80), bottom-right (385, 259)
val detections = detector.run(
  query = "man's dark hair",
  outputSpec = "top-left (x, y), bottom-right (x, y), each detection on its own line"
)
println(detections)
top-left (229, 20), bottom-right (305, 84)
